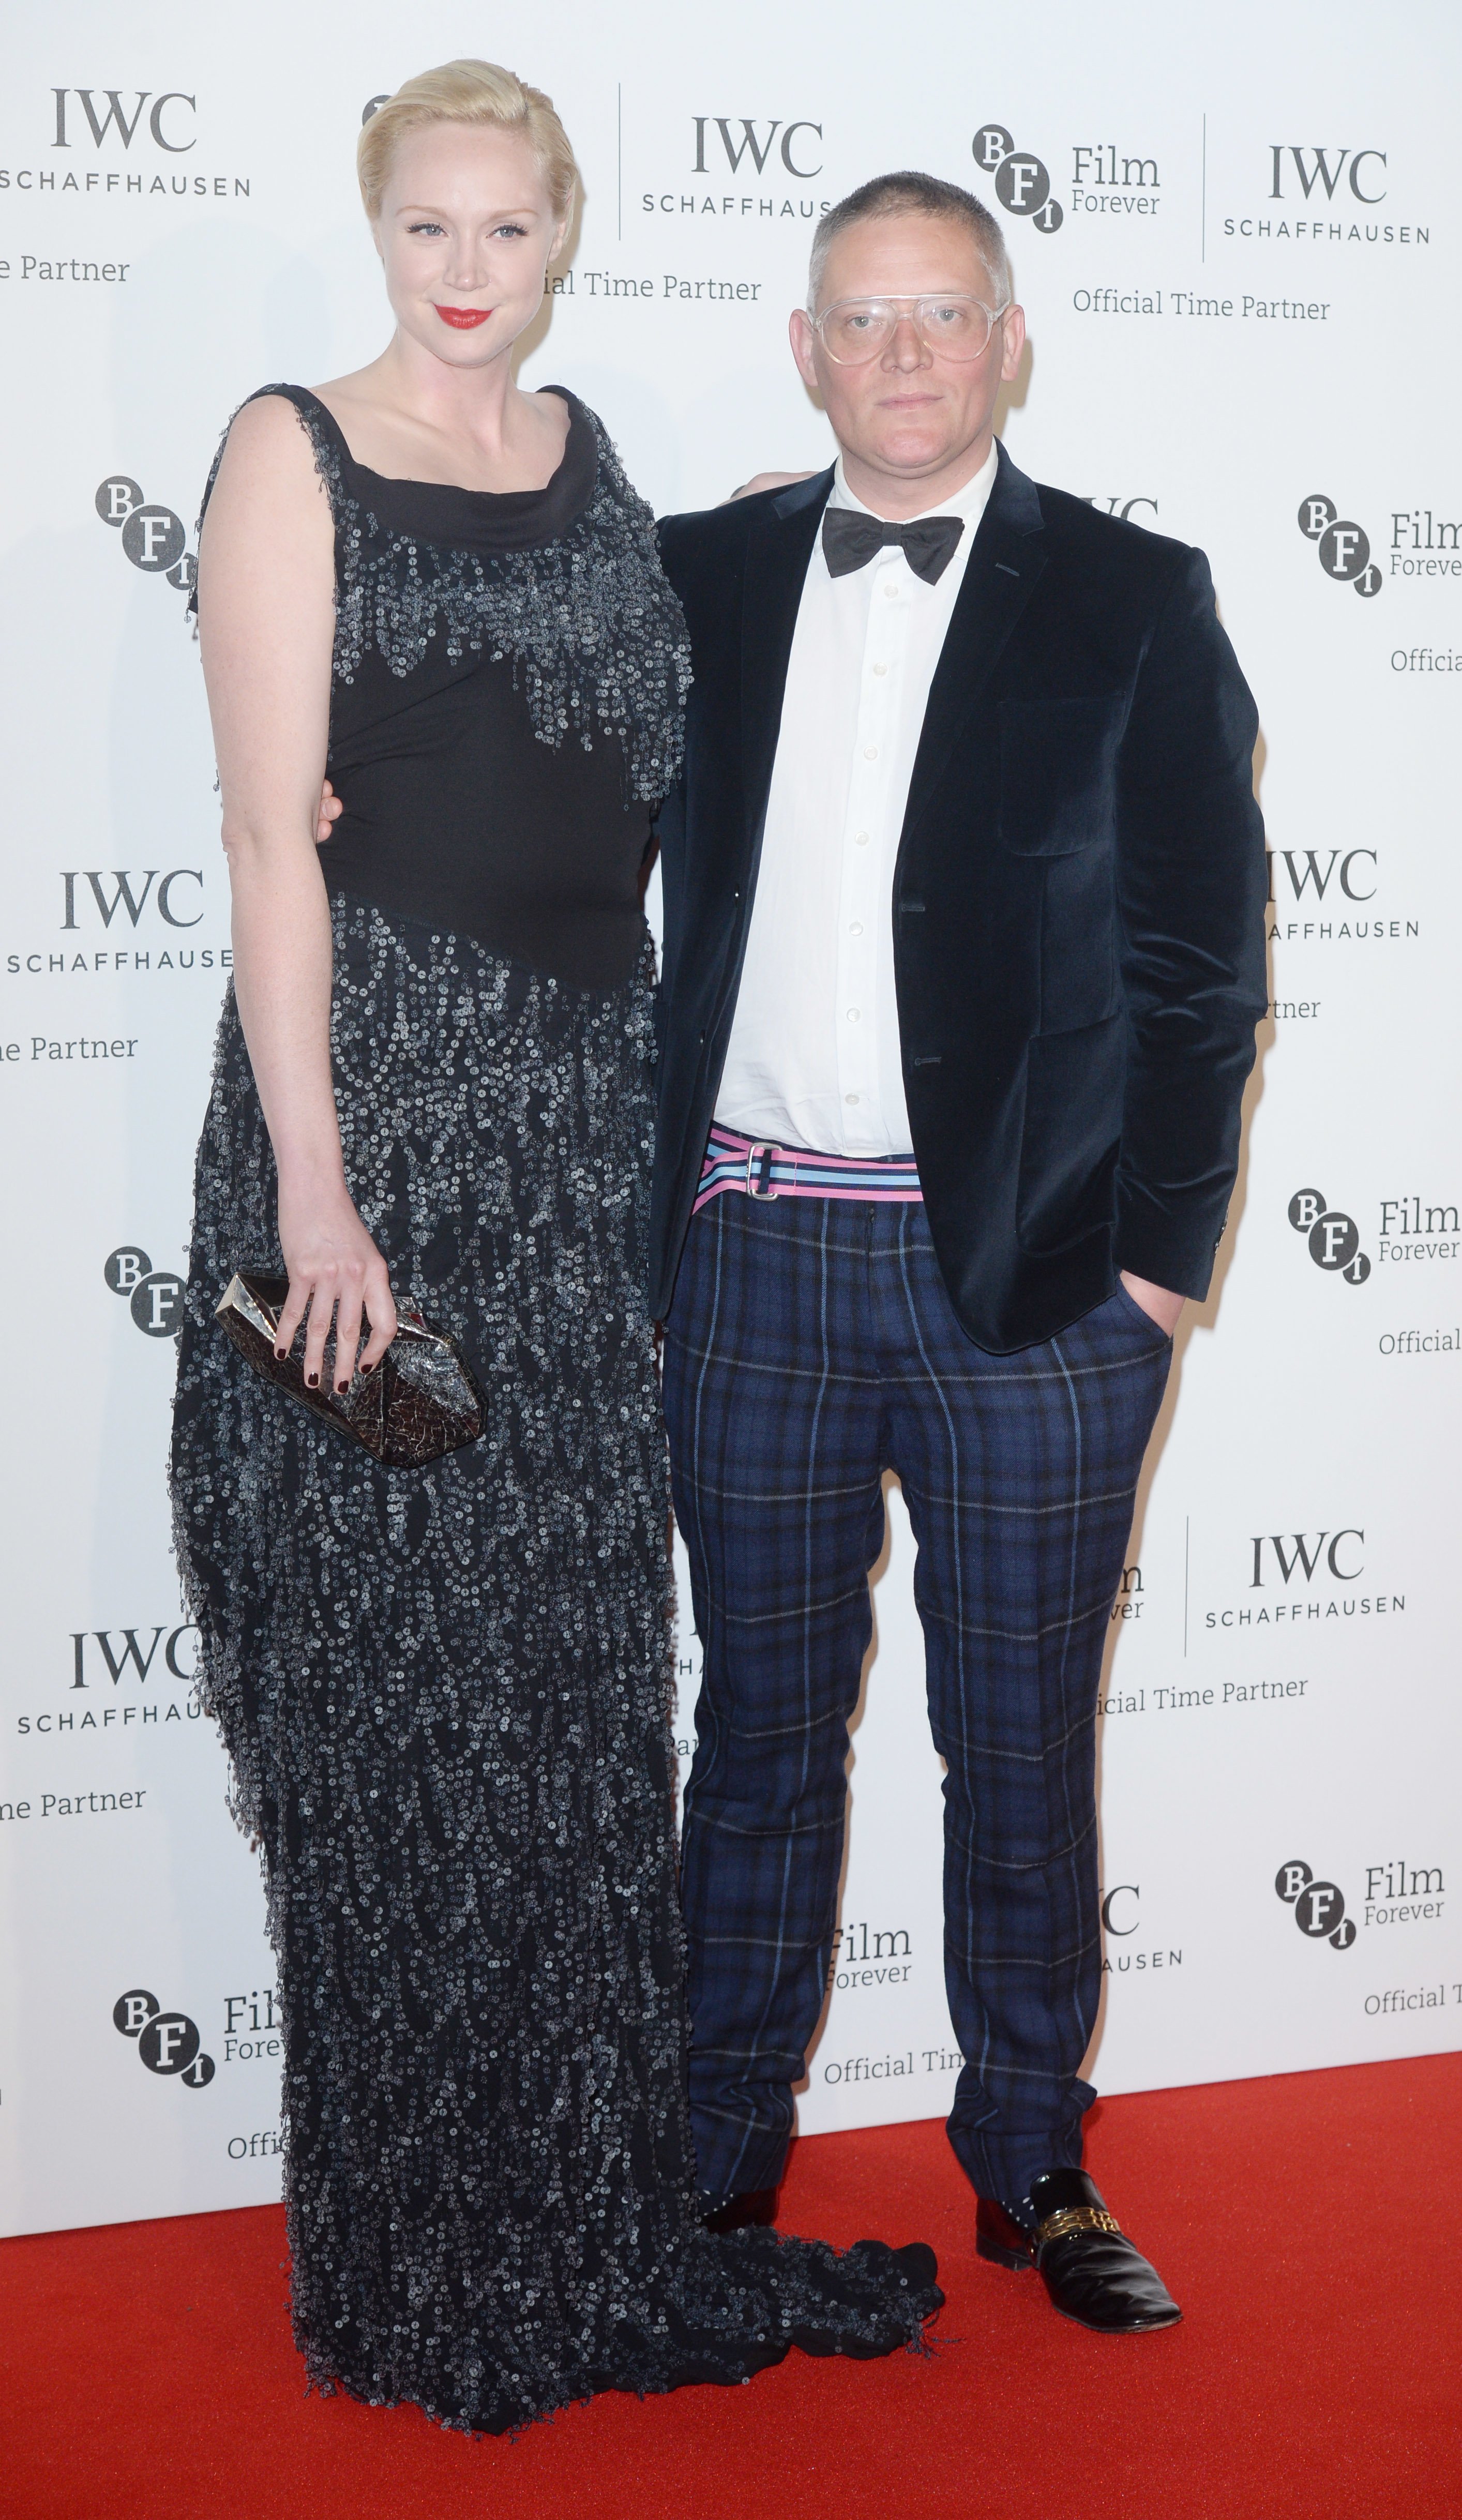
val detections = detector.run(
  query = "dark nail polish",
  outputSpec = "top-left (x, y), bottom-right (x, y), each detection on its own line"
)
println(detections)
top-left (275, 1346), bottom-right (287, 1360)
top-left (361, 1360), bottom-right (376, 1376)
top-left (336, 1381), bottom-right (350, 1395)
top-left (307, 1372), bottom-right (319, 1388)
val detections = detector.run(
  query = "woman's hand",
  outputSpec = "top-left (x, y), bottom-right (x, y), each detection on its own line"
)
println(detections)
top-left (315, 780), bottom-right (343, 844)
top-left (275, 1171), bottom-right (398, 1393)
top-left (725, 469), bottom-right (818, 503)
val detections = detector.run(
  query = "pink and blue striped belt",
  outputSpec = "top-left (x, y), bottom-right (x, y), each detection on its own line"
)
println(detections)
top-left (694, 1124), bottom-right (923, 1213)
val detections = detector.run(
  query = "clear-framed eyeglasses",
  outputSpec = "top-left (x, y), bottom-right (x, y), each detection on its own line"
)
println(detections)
top-left (809, 294), bottom-right (1009, 366)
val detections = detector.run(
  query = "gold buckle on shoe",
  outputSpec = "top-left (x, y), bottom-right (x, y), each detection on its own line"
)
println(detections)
top-left (1034, 2205), bottom-right (1122, 2245)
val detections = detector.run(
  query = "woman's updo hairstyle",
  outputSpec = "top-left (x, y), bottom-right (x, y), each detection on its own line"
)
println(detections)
top-left (357, 59), bottom-right (577, 224)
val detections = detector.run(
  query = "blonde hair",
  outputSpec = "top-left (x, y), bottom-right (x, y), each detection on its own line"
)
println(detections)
top-left (357, 59), bottom-right (577, 223)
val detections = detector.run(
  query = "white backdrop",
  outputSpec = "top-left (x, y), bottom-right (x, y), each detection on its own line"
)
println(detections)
top-left (2, 0), bottom-right (1459, 2238)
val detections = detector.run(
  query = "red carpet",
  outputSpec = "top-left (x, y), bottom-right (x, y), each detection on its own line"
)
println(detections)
top-left (3, 2055), bottom-right (1458, 2520)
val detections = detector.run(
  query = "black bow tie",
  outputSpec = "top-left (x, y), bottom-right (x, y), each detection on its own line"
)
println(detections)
top-left (821, 507), bottom-right (965, 586)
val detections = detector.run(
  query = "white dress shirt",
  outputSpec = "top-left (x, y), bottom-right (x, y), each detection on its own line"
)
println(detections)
top-left (714, 439), bottom-right (999, 1156)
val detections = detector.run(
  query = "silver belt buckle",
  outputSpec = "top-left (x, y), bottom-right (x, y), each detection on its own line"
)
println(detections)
top-left (745, 1143), bottom-right (779, 1200)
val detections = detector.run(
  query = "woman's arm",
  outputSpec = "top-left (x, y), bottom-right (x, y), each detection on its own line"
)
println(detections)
top-left (197, 394), bottom-right (396, 1392)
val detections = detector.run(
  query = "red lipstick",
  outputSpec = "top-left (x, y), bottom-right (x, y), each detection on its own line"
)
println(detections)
top-left (435, 305), bottom-right (491, 329)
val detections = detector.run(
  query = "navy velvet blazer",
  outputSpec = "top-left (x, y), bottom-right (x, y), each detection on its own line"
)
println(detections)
top-left (651, 442), bottom-right (1269, 1353)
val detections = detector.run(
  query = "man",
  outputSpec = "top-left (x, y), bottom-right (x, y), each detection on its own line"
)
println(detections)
top-left (652, 171), bottom-right (1268, 2333)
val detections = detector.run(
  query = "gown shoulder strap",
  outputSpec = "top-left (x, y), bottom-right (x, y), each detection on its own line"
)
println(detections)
top-left (195, 383), bottom-right (355, 538)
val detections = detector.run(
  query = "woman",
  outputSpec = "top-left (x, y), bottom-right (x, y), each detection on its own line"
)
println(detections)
top-left (171, 60), bottom-right (941, 2435)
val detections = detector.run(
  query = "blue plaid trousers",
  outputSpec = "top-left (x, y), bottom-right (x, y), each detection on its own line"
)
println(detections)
top-left (661, 1189), bottom-right (1172, 2207)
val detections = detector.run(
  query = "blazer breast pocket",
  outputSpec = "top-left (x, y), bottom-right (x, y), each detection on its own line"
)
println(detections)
top-left (998, 690), bottom-right (1126, 857)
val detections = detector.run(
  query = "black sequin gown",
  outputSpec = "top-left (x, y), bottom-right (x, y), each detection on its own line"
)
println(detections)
top-left (171, 387), bottom-right (940, 2433)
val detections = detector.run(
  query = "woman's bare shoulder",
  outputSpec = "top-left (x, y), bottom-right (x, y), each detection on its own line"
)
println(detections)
top-left (221, 390), bottom-right (314, 457)
top-left (210, 393), bottom-right (328, 510)
top-left (310, 361), bottom-right (380, 403)
top-left (305, 364), bottom-right (385, 440)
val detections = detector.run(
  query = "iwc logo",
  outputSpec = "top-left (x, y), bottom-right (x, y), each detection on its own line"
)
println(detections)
top-left (1275, 1860), bottom-right (1356, 1950)
top-left (1220, 139), bottom-right (1428, 252)
top-left (631, 101), bottom-right (830, 222)
top-left (1298, 494), bottom-right (1381, 598)
top-left (1288, 1189), bottom-right (1371, 1285)
top-left (1082, 495), bottom-right (1158, 524)
top-left (1097, 1883), bottom-right (1184, 1976)
top-left (972, 124), bottom-right (1064, 233)
top-left (114, 1987), bottom-right (215, 2084)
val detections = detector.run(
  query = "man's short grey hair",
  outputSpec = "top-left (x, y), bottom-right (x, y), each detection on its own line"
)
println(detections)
top-left (808, 171), bottom-right (1011, 310)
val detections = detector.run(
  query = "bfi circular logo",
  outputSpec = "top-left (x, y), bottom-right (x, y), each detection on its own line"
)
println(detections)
top-left (104, 1246), bottom-right (186, 1337)
top-left (972, 123), bottom-right (1064, 232)
top-left (113, 1988), bottom-right (216, 2084)
top-left (95, 476), bottom-right (196, 599)
top-left (1298, 494), bottom-right (1381, 598)
top-left (1275, 1861), bottom-right (1357, 1950)
top-left (1288, 1189), bottom-right (1371, 1285)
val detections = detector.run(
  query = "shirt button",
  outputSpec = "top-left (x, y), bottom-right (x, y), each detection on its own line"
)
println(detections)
top-left (871, 661), bottom-right (888, 677)
top-left (846, 1007), bottom-right (861, 1024)
top-left (882, 582), bottom-right (898, 599)
top-left (849, 921), bottom-right (864, 937)
top-left (863, 745), bottom-right (878, 761)
top-left (845, 1092), bottom-right (860, 1105)
top-left (854, 831), bottom-right (870, 846)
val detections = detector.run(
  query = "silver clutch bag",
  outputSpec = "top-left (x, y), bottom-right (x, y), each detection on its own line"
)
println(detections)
top-left (214, 1271), bottom-right (485, 1467)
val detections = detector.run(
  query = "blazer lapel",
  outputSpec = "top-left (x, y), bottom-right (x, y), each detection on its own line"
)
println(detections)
top-left (739, 468), bottom-right (833, 859)
top-left (899, 441), bottom-right (1047, 842)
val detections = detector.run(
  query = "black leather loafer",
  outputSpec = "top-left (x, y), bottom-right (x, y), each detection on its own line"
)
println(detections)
top-left (976, 2168), bottom-right (1181, 2333)
top-left (700, 2185), bottom-right (779, 2234)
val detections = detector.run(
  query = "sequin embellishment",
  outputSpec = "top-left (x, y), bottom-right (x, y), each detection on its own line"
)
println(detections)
top-left (171, 412), bottom-right (941, 2430)
top-left (196, 387), bottom-right (691, 804)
